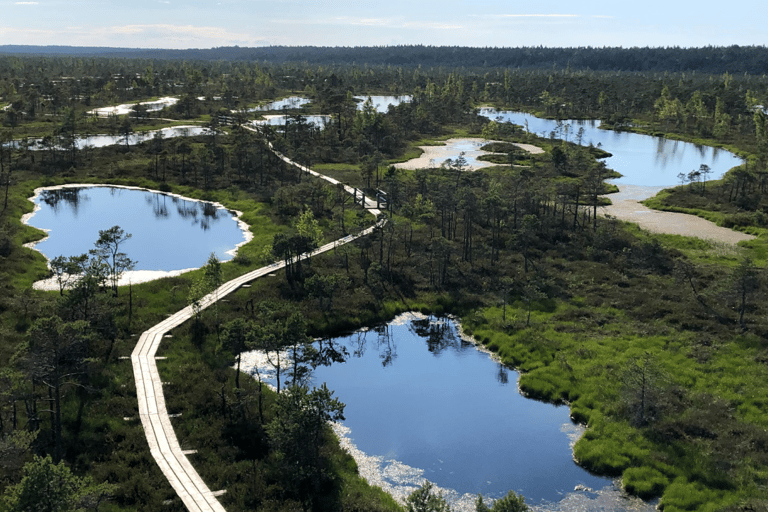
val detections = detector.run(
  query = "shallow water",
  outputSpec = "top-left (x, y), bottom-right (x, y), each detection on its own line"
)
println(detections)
top-left (25, 186), bottom-right (247, 272)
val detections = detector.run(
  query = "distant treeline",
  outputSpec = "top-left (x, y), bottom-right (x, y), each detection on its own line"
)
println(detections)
top-left (2, 44), bottom-right (768, 74)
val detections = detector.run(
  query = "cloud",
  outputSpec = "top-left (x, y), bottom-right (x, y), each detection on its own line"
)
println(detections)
top-left (0, 23), bottom-right (266, 49)
top-left (15, 2), bottom-right (39, 4)
top-left (278, 16), bottom-right (461, 31)
top-left (496, 14), bottom-right (578, 18)
top-left (95, 24), bottom-right (266, 47)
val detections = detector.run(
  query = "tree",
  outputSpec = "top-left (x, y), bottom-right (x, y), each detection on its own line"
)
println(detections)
top-left (585, 161), bottom-right (609, 231)
top-left (622, 353), bottom-right (667, 427)
top-left (118, 117), bottom-right (133, 148)
top-left (405, 482), bottom-right (451, 512)
top-left (150, 130), bottom-right (164, 180)
top-left (2, 455), bottom-right (115, 512)
top-left (27, 317), bottom-right (90, 462)
top-left (283, 312), bottom-right (316, 388)
top-left (516, 215), bottom-right (539, 273)
top-left (89, 226), bottom-right (135, 296)
top-left (729, 257), bottom-right (761, 330)
top-left (0, 430), bottom-right (35, 485)
top-left (221, 318), bottom-right (253, 389)
top-left (295, 207), bottom-right (323, 251)
top-left (188, 253), bottom-right (223, 322)
top-left (266, 384), bottom-right (345, 509)
top-left (49, 256), bottom-right (83, 296)
top-left (476, 490), bottom-right (529, 512)
top-left (699, 164), bottom-right (712, 193)
top-left (305, 273), bottom-right (349, 311)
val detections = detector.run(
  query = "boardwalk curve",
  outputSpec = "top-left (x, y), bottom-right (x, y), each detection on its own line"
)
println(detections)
top-left (131, 135), bottom-right (384, 511)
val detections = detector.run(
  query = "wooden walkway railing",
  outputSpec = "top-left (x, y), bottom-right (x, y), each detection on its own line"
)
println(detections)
top-left (131, 136), bottom-right (384, 511)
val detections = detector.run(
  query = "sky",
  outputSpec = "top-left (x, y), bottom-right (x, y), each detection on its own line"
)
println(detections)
top-left (1, 0), bottom-right (766, 50)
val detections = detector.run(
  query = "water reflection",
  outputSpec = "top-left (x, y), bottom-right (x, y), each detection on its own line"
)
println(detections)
top-left (145, 193), bottom-right (169, 219)
top-left (242, 313), bottom-right (655, 510)
top-left (39, 188), bottom-right (89, 217)
top-left (374, 323), bottom-right (397, 367)
top-left (354, 95), bottom-right (412, 113)
top-left (306, 314), bottom-right (611, 504)
top-left (479, 109), bottom-right (743, 189)
top-left (10, 126), bottom-right (208, 151)
top-left (252, 114), bottom-right (331, 128)
top-left (246, 96), bottom-right (311, 112)
top-left (409, 316), bottom-right (472, 355)
top-left (26, 186), bottom-right (246, 271)
top-left (88, 97), bottom-right (179, 117)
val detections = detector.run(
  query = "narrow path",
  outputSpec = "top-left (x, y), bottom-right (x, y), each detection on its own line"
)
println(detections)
top-left (131, 136), bottom-right (384, 511)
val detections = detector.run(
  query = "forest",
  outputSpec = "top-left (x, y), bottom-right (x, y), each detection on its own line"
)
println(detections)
top-left (1, 47), bottom-right (768, 511)
top-left (3, 44), bottom-right (768, 74)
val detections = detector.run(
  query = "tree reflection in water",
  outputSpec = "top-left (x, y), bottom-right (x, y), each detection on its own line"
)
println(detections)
top-left (40, 188), bottom-right (88, 216)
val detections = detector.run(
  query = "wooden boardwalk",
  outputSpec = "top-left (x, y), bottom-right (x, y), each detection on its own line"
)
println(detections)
top-left (131, 141), bottom-right (384, 511)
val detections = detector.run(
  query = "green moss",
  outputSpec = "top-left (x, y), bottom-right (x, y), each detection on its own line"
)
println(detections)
top-left (658, 477), bottom-right (733, 512)
top-left (622, 466), bottom-right (669, 499)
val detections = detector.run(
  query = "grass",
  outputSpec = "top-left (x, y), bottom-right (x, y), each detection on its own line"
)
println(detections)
top-left (460, 273), bottom-right (768, 506)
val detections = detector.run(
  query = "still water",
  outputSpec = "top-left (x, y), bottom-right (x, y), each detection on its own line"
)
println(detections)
top-left (479, 109), bottom-right (743, 189)
top-left (247, 315), bottom-right (652, 510)
top-left (26, 186), bottom-right (246, 271)
top-left (246, 96), bottom-right (311, 112)
top-left (15, 126), bottom-right (209, 151)
top-left (354, 95), bottom-right (412, 112)
top-left (252, 115), bottom-right (331, 127)
top-left (88, 97), bottom-right (179, 117)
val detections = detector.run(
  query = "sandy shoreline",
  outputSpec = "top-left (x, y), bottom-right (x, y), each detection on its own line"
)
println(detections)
top-left (22, 183), bottom-right (253, 291)
top-left (602, 185), bottom-right (755, 245)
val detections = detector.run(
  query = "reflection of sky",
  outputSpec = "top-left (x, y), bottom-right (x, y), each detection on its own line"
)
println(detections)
top-left (479, 109), bottom-right (744, 188)
top-left (354, 95), bottom-right (412, 113)
top-left (88, 97), bottom-right (179, 116)
top-left (247, 96), bottom-right (311, 112)
top-left (252, 115), bottom-right (330, 127)
top-left (304, 316), bottom-right (609, 505)
top-left (17, 126), bottom-right (208, 151)
top-left (27, 186), bottom-right (245, 271)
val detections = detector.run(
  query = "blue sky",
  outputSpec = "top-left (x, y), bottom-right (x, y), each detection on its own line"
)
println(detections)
top-left (1, 0), bottom-right (765, 49)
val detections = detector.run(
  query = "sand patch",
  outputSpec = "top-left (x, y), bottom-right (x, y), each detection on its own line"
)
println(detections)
top-left (395, 138), bottom-right (543, 170)
top-left (602, 185), bottom-right (754, 245)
